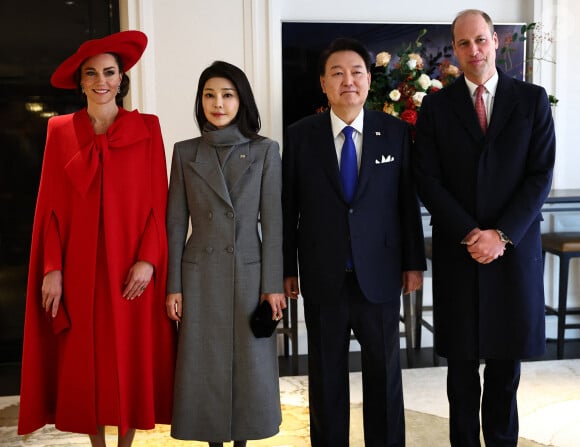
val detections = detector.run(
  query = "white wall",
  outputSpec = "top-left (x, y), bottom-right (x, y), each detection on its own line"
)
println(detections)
top-left (121, 0), bottom-right (580, 352)
top-left (125, 0), bottom-right (579, 191)
top-left (122, 0), bottom-right (580, 186)
top-left (552, 0), bottom-right (579, 189)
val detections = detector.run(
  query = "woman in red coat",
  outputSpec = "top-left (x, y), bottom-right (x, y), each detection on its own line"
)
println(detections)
top-left (17, 31), bottom-right (176, 447)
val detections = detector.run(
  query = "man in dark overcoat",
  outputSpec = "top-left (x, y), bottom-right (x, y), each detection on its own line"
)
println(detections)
top-left (413, 9), bottom-right (556, 446)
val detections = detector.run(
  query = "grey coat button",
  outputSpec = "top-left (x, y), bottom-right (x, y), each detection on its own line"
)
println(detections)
top-left (226, 246), bottom-right (234, 253)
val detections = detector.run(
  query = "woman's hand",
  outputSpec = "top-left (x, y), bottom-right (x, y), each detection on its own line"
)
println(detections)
top-left (123, 261), bottom-right (154, 300)
top-left (166, 293), bottom-right (182, 322)
top-left (42, 270), bottom-right (63, 317)
top-left (261, 293), bottom-right (287, 321)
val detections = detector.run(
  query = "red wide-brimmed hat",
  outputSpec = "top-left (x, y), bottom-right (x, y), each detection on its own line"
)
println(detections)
top-left (50, 30), bottom-right (148, 89)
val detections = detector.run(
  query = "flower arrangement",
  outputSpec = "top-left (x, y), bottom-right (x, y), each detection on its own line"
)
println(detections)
top-left (366, 29), bottom-right (461, 128)
top-left (497, 22), bottom-right (559, 106)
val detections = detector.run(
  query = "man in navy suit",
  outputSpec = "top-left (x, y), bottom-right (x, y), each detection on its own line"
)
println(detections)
top-left (413, 10), bottom-right (556, 446)
top-left (282, 38), bottom-right (426, 447)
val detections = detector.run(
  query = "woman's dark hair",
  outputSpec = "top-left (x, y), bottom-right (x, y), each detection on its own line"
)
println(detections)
top-left (318, 38), bottom-right (372, 76)
top-left (195, 61), bottom-right (261, 139)
top-left (74, 52), bottom-right (130, 105)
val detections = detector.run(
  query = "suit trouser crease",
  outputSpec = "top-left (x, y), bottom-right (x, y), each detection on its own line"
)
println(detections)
top-left (304, 272), bottom-right (405, 447)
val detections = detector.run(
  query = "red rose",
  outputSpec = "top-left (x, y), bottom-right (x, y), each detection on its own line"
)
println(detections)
top-left (400, 109), bottom-right (418, 126)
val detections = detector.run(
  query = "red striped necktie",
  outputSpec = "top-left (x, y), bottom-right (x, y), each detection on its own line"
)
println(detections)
top-left (475, 84), bottom-right (487, 134)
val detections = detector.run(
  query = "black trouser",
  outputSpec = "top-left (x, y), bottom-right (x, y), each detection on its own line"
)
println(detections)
top-left (447, 358), bottom-right (521, 447)
top-left (304, 272), bottom-right (405, 447)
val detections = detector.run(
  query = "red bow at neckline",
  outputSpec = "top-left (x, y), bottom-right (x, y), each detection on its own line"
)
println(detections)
top-left (64, 108), bottom-right (150, 196)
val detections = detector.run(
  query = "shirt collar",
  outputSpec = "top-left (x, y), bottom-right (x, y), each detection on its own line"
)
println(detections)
top-left (330, 108), bottom-right (364, 139)
top-left (465, 71), bottom-right (499, 97)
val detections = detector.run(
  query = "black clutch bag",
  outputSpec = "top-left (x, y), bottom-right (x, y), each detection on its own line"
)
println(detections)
top-left (250, 300), bottom-right (282, 338)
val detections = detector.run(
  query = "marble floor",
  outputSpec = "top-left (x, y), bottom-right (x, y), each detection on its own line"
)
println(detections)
top-left (1, 359), bottom-right (579, 446)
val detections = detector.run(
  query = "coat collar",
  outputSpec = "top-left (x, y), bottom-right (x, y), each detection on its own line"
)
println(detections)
top-left (487, 70), bottom-right (519, 139)
top-left (189, 126), bottom-right (253, 208)
top-left (312, 109), bottom-right (395, 204)
top-left (447, 71), bottom-right (519, 143)
top-left (310, 111), bottom-right (344, 200)
top-left (356, 111), bottom-right (392, 200)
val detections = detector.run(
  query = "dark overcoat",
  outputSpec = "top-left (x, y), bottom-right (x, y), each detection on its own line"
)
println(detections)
top-left (413, 71), bottom-right (556, 359)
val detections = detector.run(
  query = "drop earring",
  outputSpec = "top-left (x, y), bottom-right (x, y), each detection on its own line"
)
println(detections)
top-left (117, 86), bottom-right (121, 95)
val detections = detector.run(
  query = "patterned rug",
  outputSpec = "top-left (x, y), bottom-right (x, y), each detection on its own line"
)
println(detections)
top-left (4, 360), bottom-right (580, 446)
top-left (0, 397), bottom-right (546, 446)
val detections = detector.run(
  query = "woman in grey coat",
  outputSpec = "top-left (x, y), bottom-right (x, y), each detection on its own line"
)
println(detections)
top-left (165, 61), bottom-right (286, 447)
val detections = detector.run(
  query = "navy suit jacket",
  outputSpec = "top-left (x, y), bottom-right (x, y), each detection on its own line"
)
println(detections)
top-left (282, 109), bottom-right (426, 305)
top-left (413, 71), bottom-right (556, 359)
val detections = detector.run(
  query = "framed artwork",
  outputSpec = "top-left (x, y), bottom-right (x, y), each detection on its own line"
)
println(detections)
top-left (281, 22), bottom-right (525, 129)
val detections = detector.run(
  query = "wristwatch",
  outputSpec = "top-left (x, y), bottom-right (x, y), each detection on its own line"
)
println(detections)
top-left (495, 229), bottom-right (511, 244)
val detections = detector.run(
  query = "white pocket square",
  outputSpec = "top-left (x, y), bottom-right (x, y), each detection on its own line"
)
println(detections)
top-left (375, 154), bottom-right (395, 164)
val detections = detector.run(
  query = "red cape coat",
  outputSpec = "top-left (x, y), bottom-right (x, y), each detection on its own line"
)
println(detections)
top-left (18, 108), bottom-right (176, 435)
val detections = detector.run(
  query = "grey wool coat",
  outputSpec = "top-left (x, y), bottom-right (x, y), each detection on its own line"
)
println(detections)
top-left (166, 125), bottom-right (283, 442)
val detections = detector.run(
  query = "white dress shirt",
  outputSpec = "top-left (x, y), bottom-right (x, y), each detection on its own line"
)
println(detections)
top-left (465, 71), bottom-right (499, 126)
top-left (330, 108), bottom-right (364, 173)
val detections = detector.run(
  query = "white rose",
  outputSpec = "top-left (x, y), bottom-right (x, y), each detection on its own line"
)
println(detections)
top-left (375, 51), bottom-right (391, 67)
top-left (389, 89), bottom-right (401, 101)
top-left (447, 64), bottom-right (460, 76)
top-left (430, 79), bottom-right (443, 89)
top-left (412, 91), bottom-right (427, 107)
top-left (407, 59), bottom-right (417, 70)
top-left (409, 53), bottom-right (424, 70)
top-left (417, 74), bottom-right (431, 90)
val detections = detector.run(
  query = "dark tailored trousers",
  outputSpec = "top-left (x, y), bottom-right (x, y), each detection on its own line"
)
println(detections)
top-left (447, 358), bottom-right (521, 447)
top-left (303, 272), bottom-right (405, 447)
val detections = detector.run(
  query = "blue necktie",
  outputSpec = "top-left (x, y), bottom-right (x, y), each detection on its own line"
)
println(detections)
top-left (340, 126), bottom-right (357, 270)
top-left (340, 126), bottom-right (357, 203)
